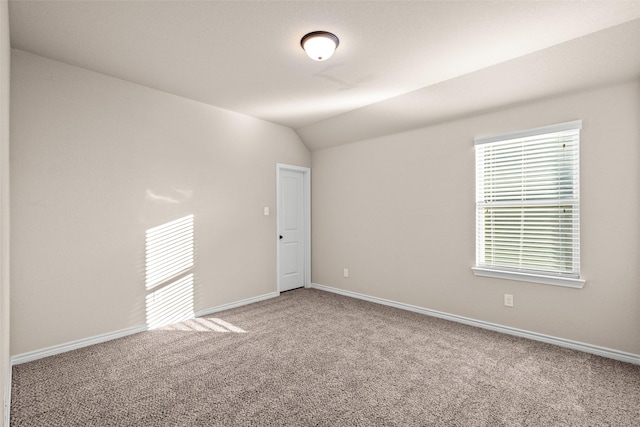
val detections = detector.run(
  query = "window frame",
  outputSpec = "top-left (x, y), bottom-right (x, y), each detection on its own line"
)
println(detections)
top-left (471, 120), bottom-right (585, 289)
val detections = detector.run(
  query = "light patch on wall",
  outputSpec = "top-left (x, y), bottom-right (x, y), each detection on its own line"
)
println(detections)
top-left (174, 188), bottom-right (193, 198)
top-left (145, 188), bottom-right (193, 204)
top-left (145, 215), bottom-right (195, 329)
top-left (145, 189), bottom-right (180, 204)
top-left (145, 274), bottom-right (194, 329)
top-left (145, 215), bottom-right (194, 290)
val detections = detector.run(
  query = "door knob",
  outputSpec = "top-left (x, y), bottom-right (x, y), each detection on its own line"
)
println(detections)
top-left (279, 235), bottom-right (283, 240)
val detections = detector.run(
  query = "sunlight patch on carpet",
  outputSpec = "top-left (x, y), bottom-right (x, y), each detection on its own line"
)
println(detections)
top-left (159, 317), bottom-right (247, 333)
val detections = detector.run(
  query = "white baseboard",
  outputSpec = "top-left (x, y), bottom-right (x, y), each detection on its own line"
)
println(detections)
top-left (11, 291), bottom-right (281, 366)
top-left (11, 325), bottom-right (148, 366)
top-left (310, 283), bottom-right (640, 365)
top-left (194, 291), bottom-right (279, 318)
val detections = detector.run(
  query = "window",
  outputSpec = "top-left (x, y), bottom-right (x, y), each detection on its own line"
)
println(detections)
top-left (472, 121), bottom-right (585, 288)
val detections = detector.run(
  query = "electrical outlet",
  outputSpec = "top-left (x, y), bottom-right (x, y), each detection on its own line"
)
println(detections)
top-left (504, 294), bottom-right (514, 307)
top-left (343, 268), bottom-right (349, 278)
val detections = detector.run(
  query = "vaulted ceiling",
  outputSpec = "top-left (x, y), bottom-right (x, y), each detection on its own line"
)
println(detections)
top-left (9, 1), bottom-right (640, 150)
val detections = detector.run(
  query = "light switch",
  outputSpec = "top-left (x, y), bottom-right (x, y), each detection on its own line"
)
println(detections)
top-left (264, 207), bottom-right (270, 216)
top-left (504, 294), bottom-right (514, 307)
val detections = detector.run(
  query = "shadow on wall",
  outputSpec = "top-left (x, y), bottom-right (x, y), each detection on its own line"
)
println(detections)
top-left (145, 215), bottom-right (195, 329)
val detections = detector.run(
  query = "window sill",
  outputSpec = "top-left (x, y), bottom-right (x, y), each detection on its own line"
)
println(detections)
top-left (471, 267), bottom-right (585, 289)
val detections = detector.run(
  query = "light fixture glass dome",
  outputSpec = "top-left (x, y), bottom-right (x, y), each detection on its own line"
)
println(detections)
top-left (301, 31), bottom-right (339, 61)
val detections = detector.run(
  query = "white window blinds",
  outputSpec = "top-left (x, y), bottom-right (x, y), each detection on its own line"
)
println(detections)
top-left (473, 121), bottom-right (583, 287)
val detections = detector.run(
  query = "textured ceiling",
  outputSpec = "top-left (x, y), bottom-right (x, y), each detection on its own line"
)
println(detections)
top-left (8, 1), bottom-right (640, 149)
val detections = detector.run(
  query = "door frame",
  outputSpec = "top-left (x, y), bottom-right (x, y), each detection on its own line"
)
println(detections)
top-left (276, 163), bottom-right (311, 292)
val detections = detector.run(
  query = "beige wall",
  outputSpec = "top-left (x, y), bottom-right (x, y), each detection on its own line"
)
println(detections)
top-left (311, 80), bottom-right (640, 354)
top-left (7, 41), bottom-right (639, 365)
top-left (1, 1), bottom-right (10, 423)
top-left (10, 50), bottom-right (310, 355)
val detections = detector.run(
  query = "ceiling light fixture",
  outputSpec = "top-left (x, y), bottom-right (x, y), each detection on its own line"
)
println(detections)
top-left (300, 31), bottom-right (339, 61)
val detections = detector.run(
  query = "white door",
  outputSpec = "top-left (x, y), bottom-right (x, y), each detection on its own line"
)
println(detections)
top-left (277, 167), bottom-right (308, 292)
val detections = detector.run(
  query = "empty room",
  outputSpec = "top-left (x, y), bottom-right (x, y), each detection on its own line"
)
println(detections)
top-left (1, 1), bottom-right (640, 426)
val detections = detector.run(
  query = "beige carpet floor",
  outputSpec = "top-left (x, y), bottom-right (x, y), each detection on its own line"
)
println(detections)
top-left (10, 288), bottom-right (640, 426)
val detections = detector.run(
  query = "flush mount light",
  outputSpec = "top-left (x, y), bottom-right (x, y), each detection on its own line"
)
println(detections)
top-left (300, 31), bottom-right (339, 61)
